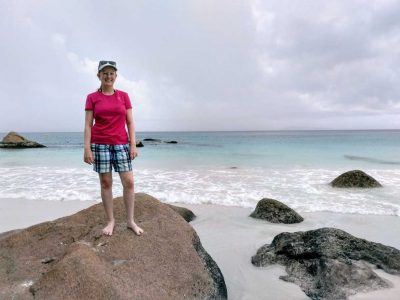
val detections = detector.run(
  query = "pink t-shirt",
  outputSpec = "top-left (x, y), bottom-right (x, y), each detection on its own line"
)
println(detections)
top-left (85, 89), bottom-right (132, 145)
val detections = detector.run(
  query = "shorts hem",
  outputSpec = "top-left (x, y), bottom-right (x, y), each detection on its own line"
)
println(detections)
top-left (90, 143), bottom-right (132, 173)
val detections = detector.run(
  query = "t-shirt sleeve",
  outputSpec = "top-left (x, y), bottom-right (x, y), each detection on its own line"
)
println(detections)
top-left (125, 93), bottom-right (132, 109)
top-left (85, 95), bottom-right (93, 110)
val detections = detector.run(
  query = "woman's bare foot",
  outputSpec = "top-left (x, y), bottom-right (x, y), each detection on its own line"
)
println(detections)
top-left (102, 219), bottom-right (115, 236)
top-left (127, 220), bottom-right (144, 236)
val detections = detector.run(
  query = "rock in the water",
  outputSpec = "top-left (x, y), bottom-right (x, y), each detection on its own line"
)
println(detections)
top-left (143, 138), bottom-right (162, 142)
top-left (167, 204), bottom-right (196, 222)
top-left (251, 227), bottom-right (400, 300)
top-left (0, 131), bottom-right (46, 148)
top-left (330, 170), bottom-right (382, 188)
top-left (136, 141), bottom-right (144, 147)
top-left (164, 140), bottom-right (178, 144)
top-left (249, 198), bottom-right (303, 224)
top-left (0, 193), bottom-right (227, 299)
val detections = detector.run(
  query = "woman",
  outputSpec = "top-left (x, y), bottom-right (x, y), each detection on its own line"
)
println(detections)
top-left (83, 60), bottom-right (144, 237)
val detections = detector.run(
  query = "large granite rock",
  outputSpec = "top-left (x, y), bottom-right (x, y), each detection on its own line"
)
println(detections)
top-left (0, 193), bottom-right (227, 299)
top-left (251, 227), bottom-right (400, 300)
top-left (0, 132), bottom-right (45, 148)
top-left (330, 170), bottom-right (382, 188)
top-left (249, 198), bottom-right (303, 224)
top-left (166, 204), bottom-right (196, 222)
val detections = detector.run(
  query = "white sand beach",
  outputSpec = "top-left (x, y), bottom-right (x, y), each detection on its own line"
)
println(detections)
top-left (0, 198), bottom-right (98, 233)
top-left (181, 203), bottom-right (400, 300)
top-left (1, 197), bottom-right (399, 299)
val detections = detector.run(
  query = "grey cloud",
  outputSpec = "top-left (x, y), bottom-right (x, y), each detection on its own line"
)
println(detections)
top-left (250, 1), bottom-right (400, 124)
top-left (0, 0), bottom-right (400, 131)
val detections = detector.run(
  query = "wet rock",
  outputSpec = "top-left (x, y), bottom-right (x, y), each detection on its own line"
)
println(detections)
top-left (250, 198), bottom-right (303, 224)
top-left (167, 204), bottom-right (196, 222)
top-left (330, 170), bottom-right (382, 188)
top-left (0, 193), bottom-right (227, 299)
top-left (135, 141), bottom-right (144, 147)
top-left (164, 140), bottom-right (178, 144)
top-left (252, 227), bottom-right (400, 299)
top-left (0, 132), bottom-right (46, 148)
top-left (143, 138), bottom-right (162, 142)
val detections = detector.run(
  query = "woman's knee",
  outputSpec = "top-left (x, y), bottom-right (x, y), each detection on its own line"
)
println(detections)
top-left (99, 175), bottom-right (112, 189)
top-left (122, 178), bottom-right (134, 190)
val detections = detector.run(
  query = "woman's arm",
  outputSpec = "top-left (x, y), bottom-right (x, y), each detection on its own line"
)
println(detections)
top-left (84, 110), bottom-right (94, 164)
top-left (126, 108), bottom-right (138, 159)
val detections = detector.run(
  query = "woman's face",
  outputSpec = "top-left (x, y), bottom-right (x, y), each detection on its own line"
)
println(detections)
top-left (98, 67), bottom-right (117, 87)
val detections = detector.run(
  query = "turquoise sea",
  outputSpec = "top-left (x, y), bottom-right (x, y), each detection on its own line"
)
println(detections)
top-left (1, 130), bottom-right (400, 216)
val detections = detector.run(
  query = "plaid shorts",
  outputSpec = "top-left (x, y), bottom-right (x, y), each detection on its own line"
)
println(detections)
top-left (90, 143), bottom-right (132, 173)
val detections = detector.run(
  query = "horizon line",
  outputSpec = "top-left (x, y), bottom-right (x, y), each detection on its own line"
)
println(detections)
top-left (1, 129), bottom-right (400, 133)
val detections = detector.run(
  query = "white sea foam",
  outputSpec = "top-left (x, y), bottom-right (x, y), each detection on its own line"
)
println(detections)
top-left (1, 166), bottom-right (400, 216)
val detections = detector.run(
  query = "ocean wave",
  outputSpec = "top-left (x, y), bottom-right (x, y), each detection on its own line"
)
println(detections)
top-left (0, 166), bottom-right (399, 216)
top-left (344, 155), bottom-right (400, 165)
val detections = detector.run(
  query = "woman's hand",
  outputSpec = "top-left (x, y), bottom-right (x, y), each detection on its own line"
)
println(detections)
top-left (84, 148), bottom-right (94, 165)
top-left (130, 145), bottom-right (138, 160)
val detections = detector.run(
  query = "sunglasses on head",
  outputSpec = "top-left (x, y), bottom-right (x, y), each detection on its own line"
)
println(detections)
top-left (99, 61), bottom-right (116, 66)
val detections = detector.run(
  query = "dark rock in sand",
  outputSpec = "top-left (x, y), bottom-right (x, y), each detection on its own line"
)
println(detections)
top-left (135, 141), bottom-right (144, 147)
top-left (250, 198), bottom-right (303, 224)
top-left (164, 140), bottom-right (178, 144)
top-left (0, 131), bottom-right (46, 148)
top-left (0, 193), bottom-right (227, 299)
top-left (167, 204), bottom-right (196, 222)
top-left (252, 227), bottom-right (400, 300)
top-left (330, 170), bottom-right (382, 188)
top-left (143, 138), bottom-right (162, 142)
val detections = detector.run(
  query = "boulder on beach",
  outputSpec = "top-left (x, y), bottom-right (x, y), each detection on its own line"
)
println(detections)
top-left (0, 193), bottom-right (227, 299)
top-left (166, 203), bottom-right (196, 222)
top-left (330, 170), bottom-right (382, 188)
top-left (251, 227), bottom-right (400, 300)
top-left (249, 198), bottom-right (303, 224)
top-left (0, 131), bottom-right (46, 148)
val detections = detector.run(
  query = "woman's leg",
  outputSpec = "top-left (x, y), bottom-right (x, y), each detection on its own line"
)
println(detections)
top-left (99, 172), bottom-right (115, 236)
top-left (118, 171), bottom-right (144, 235)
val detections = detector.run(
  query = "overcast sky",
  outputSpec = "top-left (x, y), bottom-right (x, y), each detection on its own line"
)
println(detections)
top-left (1, 0), bottom-right (400, 132)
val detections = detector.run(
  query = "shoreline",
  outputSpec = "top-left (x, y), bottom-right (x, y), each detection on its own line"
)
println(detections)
top-left (1, 198), bottom-right (399, 299)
